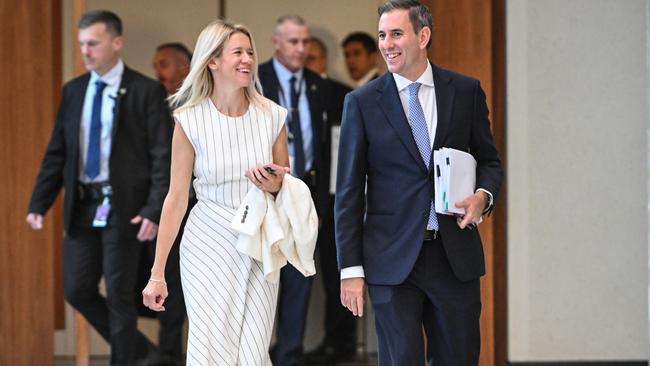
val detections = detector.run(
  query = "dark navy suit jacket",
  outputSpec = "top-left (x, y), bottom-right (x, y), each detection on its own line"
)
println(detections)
top-left (335, 63), bottom-right (503, 285)
top-left (258, 59), bottom-right (331, 215)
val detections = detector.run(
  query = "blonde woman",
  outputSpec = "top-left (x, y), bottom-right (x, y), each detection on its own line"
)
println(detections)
top-left (142, 20), bottom-right (289, 365)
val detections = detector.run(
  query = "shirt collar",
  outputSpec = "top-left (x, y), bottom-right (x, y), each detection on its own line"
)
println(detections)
top-left (392, 62), bottom-right (434, 92)
top-left (355, 67), bottom-right (379, 87)
top-left (90, 59), bottom-right (124, 88)
top-left (272, 57), bottom-right (303, 84)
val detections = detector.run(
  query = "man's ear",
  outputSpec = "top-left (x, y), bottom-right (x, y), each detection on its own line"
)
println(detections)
top-left (419, 26), bottom-right (431, 49)
top-left (112, 35), bottom-right (124, 52)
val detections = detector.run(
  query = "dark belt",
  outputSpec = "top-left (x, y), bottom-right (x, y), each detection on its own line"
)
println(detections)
top-left (423, 230), bottom-right (439, 241)
top-left (77, 182), bottom-right (112, 201)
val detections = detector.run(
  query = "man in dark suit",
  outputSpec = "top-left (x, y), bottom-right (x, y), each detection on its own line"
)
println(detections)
top-left (335, 1), bottom-right (503, 365)
top-left (342, 32), bottom-right (381, 88)
top-left (131, 42), bottom-right (194, 366)
top-left (258, 15), bottom-right (330, 366)
top-left (26, 10), bottom-right (172, 366)
top-left (304, 36), bottom-right (357, 364)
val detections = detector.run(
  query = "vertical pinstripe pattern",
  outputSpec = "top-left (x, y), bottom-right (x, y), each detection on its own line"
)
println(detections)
top-left (175, 98), bottom-right (287, 365)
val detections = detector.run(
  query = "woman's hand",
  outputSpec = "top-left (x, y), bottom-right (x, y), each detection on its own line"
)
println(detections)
top-left (142, 278), bottom-right (168, 312)
top-left (245, 163), bottom-right (289, 194)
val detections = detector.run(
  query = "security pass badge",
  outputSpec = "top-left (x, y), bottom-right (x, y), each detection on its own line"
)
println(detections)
top-left (92, 185), bottom-right (113, 228)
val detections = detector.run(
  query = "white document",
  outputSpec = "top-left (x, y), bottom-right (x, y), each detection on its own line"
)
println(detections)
top-left (329, 126), bottom-right (340, 195)
top-left (433, 148), bottom-right (477, 215)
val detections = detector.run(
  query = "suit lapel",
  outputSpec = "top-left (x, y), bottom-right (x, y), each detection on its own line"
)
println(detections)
top-left (376, 73), bottom-right (428, 173)
top-left (432, 64), bottom-right (454, 150)
top-left (305, 71), bottom-right (324, 156)
top-left (111, 67), bottom-right (132, 139)
top-left (258, 61), bottom-right (280, 104)
top-left (69, 74), bottom-right (90, 145)
top-left (260, 61), bottom-right (323, 166)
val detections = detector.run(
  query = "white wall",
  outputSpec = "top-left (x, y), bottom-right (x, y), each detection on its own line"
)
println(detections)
top-left (87, 0), bottom-right (220, 79)
top-left (81, 0), bottom-right (385, 85)
top-left (507, 0), bottom-right (648, 361)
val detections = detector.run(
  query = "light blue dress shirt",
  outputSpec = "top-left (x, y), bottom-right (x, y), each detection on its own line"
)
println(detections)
top-left (272, 57), bottom-right (313, 174)
top-left (78, 59), bottom-right (124, 183)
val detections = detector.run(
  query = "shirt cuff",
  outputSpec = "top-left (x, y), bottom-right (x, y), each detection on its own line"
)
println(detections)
top-left (340, 266), bottom-right (365, 280)
top-left (476, 188), bottom-right (494, 213)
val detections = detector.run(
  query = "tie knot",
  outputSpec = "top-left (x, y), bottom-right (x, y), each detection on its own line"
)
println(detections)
top-left (95, 80), bottom-right (107, 92)
top-left (408, 82), bottom-right (421, 98)
top-left (289, 75), bottom-right (297, 86)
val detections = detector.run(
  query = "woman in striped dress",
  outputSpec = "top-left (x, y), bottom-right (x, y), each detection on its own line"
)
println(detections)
top-left (142, 20), bottom-right (289, 365)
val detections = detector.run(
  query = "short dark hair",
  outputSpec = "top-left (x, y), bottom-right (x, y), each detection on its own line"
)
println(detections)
top-left (156, 42), bottom-right (192, 62)
top-left (378, 0), bottom-right (433, 48)
top-left (342, 32), bottom-right (377, 53)
top-left (78, 10), bottom-right (122, 36)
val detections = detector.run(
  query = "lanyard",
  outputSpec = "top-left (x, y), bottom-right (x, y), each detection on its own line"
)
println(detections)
top-left (277, 76), bottom-right (304, 141)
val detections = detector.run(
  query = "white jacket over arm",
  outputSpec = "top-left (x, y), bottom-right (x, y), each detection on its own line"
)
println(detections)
top-left (230, 174), bottom-right (318, 283)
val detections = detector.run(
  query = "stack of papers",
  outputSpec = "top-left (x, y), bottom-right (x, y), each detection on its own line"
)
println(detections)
top-left (433, 148), bottom-right (476, 215)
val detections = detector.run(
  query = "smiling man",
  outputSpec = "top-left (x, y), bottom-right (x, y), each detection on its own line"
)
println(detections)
top-left (335, 1), bottom-right (503, 365)
top-left (26, 10), bottom-right (172, 366)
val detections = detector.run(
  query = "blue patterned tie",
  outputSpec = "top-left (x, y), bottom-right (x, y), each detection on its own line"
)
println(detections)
top-left (408, 82), bottom-right (439, 230)
top-left (289, 76), bottom-right (305, 177)
top-left (85, 80), bottom-right (107, 180)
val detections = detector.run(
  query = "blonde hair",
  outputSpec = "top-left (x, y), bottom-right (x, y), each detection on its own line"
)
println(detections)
top-left (170, 19), bottom-right (268, 112)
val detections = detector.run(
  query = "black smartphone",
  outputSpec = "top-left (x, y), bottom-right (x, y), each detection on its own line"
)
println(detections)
top-left (264, 166), bottom-right (276, 175)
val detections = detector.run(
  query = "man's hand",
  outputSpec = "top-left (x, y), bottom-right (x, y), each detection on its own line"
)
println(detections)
top-left (130, 215), bottom-right (159, 242)
top-left (454, 191), bottom-right (489, 229)
top-left (341, 277), bottom-right (366, 317)
top-left (26, 213), bottom-right (44, 230)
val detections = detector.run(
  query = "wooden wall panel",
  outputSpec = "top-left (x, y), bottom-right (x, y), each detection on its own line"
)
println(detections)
top-left (53, 0), bottom-right (65, 331)
top-left (421, 1), bottom-right (507, 366)
top-left (0, 0), bottom-right (62, 364)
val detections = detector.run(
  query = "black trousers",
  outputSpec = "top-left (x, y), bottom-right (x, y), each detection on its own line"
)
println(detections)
top-left (369, 236), bottom-right (481, 366)
top-left (317, 196), bottom-right (357, 352)
top-left (63, 197), bottom-right (153, 366)
top-left (273, 195), bottom-right (357, 365)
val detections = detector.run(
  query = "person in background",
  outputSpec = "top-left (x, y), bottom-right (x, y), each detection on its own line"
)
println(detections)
top-left (303, 35), bottom-right (357, 365)
top-left (153, 43), bottom-right (191, 95)
top-left (335, 1), bottom-right (503, 365)
top-left (257, 15), bottom-right (331, 366)
top-left (304, 36), bottom-right (327, 78)
top-left (26, 10), bottom-right (172, 366)
top-left (134, 41), bottom-right (194, 366)
top-left (342, 31), bottom-right (380, 87)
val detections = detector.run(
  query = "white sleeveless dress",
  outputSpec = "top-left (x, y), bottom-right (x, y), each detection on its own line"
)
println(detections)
top-left (175, 98), bottom-right (287, 365)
